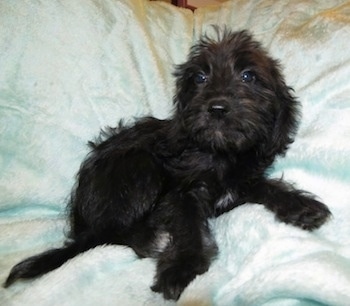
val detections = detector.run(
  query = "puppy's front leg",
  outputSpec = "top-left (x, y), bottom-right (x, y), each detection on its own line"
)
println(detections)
top-left (247, 179), bottom-right (331, 230)
top-left (151, 186), bottom-right (217, 300)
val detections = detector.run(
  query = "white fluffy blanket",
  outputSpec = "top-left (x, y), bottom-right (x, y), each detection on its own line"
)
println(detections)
top-left (1, 1), bottom-right (350, 305)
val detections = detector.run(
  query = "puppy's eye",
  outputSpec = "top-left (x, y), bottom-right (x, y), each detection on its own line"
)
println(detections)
top-left (241, 70), bottom-right (256, 83)
top-left (194, 72), bottom-right (208, 85)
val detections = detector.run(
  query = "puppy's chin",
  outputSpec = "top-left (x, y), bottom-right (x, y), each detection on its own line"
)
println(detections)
top-left (190, 125), bottom-right (256, 152)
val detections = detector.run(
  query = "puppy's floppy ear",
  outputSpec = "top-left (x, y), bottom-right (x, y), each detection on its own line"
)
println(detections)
top-left (268, 65), bottom-right (301, 157)
top-left (173, 62), bottom-right (195, 112)
top-left (172, 35), bottom-right (212, 112)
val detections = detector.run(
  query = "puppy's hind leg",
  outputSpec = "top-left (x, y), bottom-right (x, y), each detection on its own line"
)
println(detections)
top-left (247, 178), bottom-right (331, 230)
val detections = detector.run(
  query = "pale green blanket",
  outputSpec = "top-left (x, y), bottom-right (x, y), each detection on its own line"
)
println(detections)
top-left (1, 1), bottom-right (350, 305)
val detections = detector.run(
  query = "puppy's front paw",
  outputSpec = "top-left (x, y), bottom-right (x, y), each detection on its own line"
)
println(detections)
top-left (151, 260), bottom-right (207, 300)
top-left (277, 197), bottom-right (331, 231)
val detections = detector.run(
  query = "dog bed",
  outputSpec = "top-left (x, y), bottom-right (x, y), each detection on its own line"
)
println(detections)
top-left (1, 0), bottom-right (349, 305)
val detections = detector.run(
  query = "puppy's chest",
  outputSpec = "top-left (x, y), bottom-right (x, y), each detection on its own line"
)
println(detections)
top-left (165, 151), bottom-right (242, 214)
top-left (214, 189), bottom-right (244, 216)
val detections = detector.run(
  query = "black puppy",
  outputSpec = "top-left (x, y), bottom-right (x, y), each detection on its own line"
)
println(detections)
top-left (5, 29), bottom-right (331, 300)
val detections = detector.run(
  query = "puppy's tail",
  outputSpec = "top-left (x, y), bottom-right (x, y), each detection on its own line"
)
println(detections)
top-left (3, 232), bottom-right (98, 288)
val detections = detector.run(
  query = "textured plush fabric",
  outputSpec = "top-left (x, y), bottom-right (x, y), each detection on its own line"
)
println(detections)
top-left (0, 0), bottom-right (349, 305)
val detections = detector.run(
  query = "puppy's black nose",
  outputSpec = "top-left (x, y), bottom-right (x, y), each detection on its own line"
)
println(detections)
top-left (208, 101), bottom-right (229, 116)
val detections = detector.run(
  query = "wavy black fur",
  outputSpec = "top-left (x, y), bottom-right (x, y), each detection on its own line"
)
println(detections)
top-left (4, 29), bottom-right (331, 300)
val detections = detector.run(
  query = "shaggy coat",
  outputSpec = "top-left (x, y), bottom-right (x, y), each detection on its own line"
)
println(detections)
top-left (4, 29), bottom-right (331, 300)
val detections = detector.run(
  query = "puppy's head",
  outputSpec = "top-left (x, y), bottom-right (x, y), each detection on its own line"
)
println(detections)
top-left (174, 29), bottom-right (299, 157)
